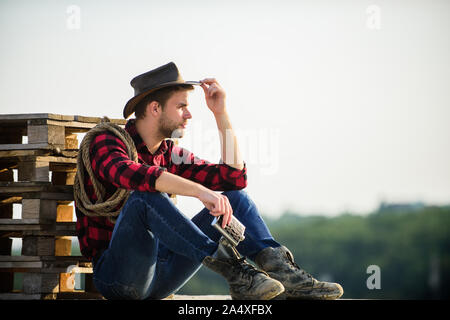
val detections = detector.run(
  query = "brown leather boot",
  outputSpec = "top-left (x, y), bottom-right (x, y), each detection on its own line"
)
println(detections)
top-left (255, 246), bottom-right (344, 300)
top-left (202, 239), bottom-right (285, 300)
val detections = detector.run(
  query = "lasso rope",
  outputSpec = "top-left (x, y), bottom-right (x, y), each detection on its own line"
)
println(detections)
top-left (73, 117), bottom-right (138, 223)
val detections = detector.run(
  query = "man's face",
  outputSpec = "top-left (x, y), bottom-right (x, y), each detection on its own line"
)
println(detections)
top-left (158, 90), bottom-right (192, 139)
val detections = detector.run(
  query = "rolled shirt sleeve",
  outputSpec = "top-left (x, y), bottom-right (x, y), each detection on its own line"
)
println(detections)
top-left (167, 144), bottom-right (247, 191)
top-left (89, 132), bottom-right (167, 192)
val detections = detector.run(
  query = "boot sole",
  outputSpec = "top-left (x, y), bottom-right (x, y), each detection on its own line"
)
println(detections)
top-left (283, 283), bottom-right (344, 300)
top-left (231, 281), bottom-right (285, 300)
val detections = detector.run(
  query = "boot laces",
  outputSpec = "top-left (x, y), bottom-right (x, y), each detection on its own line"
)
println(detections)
top-left (285, 251), bottom-right (314, 282)
top-left (230, 257), bottom-right (262, 279)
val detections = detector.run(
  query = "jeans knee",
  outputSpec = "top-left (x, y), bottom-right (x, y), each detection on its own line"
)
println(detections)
top-left (129, 191), bottom-right (169, 201)
top-left (223, 189), bottom-right (248, 200)
top-left (222, 190), bottom-right (257, 213)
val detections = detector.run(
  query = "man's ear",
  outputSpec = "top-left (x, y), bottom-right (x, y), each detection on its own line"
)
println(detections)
top-left (147, 101), bottom-right (161, 117)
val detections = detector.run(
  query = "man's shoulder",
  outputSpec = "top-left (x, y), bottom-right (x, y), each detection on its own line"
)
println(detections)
top-left (89, 129), bottom-right (128, 152)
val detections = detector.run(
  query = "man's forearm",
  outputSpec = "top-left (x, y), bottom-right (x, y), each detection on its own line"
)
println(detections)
top-left (155, 170), bottom-right (234, 226)
top-left (215, 112), bottom-right (244, 170)
top-left (154, 170), bottom-right (204, 198)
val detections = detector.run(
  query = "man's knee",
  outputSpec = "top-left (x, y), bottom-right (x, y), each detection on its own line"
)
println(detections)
top-left (129, 191), bottom-right (170, 201)
top-left (222, 189), bottom-right (250, 202)
top-left (121, 191), bottom-right (173, 224)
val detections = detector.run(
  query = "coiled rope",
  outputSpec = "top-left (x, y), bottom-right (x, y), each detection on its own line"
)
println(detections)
top-left (73, 117), bottom-right (138, 223)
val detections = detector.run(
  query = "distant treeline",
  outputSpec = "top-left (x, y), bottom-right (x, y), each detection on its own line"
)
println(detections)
top-left (179, 204), bottom-right (450, 299)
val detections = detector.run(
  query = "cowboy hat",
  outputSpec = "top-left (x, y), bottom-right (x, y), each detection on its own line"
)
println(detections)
top-left (123, 62), bottom-right (200, 119)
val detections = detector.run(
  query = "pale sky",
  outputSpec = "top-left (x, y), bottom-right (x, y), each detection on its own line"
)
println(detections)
top-left (1, 0), bottom-right (449, 218)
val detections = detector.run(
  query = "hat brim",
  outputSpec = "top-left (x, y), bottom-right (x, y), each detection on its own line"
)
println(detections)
top-left (123, 80), bottom-right (201, 119)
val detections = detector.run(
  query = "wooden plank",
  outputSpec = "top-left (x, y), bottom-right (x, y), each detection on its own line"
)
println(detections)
top-left (0, 198), bottom-right (13, 292)
top-left (28, 118), bottom-right (125, 134)
top-left (56, 291), bottom-right (104, 300)
top-left (22, 273), bottom-right (60, 294)
top-left (0, 113), bottom-right (122, 124)
top-left (0, 219), bottom-right (41, 233)
top-left (22, 236), bottom-right (55, 256)
top-left (45, 120), bottom-right (99, 130)
top-left (0, 149), bottom-right (50, 158)
top-left (0, 218), bottom-right (40, 225)
top-left (0, 181), bottom-right (61, 188)
top-left (0, 256), bottom-right (43, 261)
top-left (0, 113), bottom-right (74, 122)
top-left (0, 182), bottom-right (73, 195)
top-left (38, 192), bottom-right (74, 201)
top-left (0, 256), bottom-right (92, 273)
top-left (18, 161), bottom-right (50, 182)
top-left (0, 196), bottom-right (22, 205)
top-left (0, 155), bottom-right (77, 164)
top-left (0, 260), bottom-right (43, 269)
top-left (0, 143), bottom-right (53, 151)
top-left (0, 255), bottom-right (90, 263)
top-left (66, 266), bottom-right (93, 274)
top-left (0, 293), bottom-right (50, 300)
top-left (22, 199), bottom-right (57, 223)
top-left (56, 205), bottom-right (74, 222)
top-left (49, 161), bottom-right (77, 170)
top-left (0, 291), bottom-right (104, 300)
top-left (74, 115), bottom-right (126, 125)
top-left (0, 172), bottom-right (14, 262)
top-left (59, 273), bottom-right (75, 292)
top-left (27, 124), bottom-right (65, 147)
top-left (65, 134), bottom-right (78, 149)
top-left (55, 236), bottom-right (72, 256)
top-left (0, 215), bottom-right (84, 236)
top-left (0, 149), bottom-right (77, 158)
top-left (0, 193), bottom-right (73, 201)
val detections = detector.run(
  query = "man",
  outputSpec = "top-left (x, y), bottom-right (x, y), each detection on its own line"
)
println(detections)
top-left (75, 62), bottom-right (344, 300)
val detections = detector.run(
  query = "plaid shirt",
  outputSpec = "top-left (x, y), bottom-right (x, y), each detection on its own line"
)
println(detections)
top-left (75, 119), bottom-right (247, 260)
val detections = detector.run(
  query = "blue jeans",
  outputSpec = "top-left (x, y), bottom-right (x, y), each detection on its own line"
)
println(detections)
top-left (92, 190), bottom-right (280, 300)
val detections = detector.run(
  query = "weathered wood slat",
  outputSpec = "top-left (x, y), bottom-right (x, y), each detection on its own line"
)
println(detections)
top-left (0, 256), bottom-right (92, 273)
top-left (0, 182), bottom-right (73, 199)
top-left (22, 273), bottom-right (60, 293)
top-left (27, 124), bottom-right (65, 148)
top-left (0, 143), bottom-right (54, 151)
top-left (22, 199), bottom-right (57, 223)
top-left (0, 155), bottom-right (77, 163)
top-left (0, 255), bottom-right (90, 263)
top-left (0, 113), bottom-right (125, 125)
top-left (0, 149), bottom-right (77, 159)
top-left (0, 181), bottom-right (70, 189)
top-left (0, 113), bottom-right (75, 122)
top-left (0, 291), bottom-right (104, 300)
top-left (0, 196), bottom-right (22, 204)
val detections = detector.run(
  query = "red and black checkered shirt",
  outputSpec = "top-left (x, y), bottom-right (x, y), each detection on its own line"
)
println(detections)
top-left (75, 119), bottom-right (247, 260)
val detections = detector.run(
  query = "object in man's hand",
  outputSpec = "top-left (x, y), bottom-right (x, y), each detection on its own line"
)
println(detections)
top-left (185, 80), bottom-right (202, 85)
top-left (212, 215), bottom-right (246, 247)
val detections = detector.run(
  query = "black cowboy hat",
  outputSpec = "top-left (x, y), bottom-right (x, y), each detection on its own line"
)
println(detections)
top-left (123, 62), bottom-right (200, 119)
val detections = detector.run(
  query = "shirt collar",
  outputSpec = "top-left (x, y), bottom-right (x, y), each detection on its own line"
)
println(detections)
top-left (125, 119), bottom-right (169, 155)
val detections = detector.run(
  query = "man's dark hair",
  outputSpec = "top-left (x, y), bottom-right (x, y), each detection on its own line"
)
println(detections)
top-left (134, 84), bottom-right (194, 120)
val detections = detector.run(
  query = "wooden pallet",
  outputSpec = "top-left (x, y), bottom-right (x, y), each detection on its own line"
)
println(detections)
top-left (0, 113), bottom-right (126, 300)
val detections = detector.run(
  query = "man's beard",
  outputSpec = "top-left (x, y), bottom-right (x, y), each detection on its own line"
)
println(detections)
top-left (158, 113), bottom-right (185, 139)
